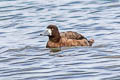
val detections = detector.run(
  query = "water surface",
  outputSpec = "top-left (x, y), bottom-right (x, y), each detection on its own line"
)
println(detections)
top-left (0, 0), bottom-right (120, 80)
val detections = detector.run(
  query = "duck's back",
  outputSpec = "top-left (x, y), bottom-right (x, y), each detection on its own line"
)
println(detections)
top-left (60, 31), bottom-right (86, 40)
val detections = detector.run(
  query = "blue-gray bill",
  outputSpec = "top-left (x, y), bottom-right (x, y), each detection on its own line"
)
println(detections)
top-left (40, 29), bottom-right (51, 36)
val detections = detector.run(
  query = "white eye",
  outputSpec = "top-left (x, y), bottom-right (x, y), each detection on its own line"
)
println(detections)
top-left (47, 29), bottom-right (52, 36)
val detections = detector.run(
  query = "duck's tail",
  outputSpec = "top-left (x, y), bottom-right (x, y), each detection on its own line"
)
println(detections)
top-left (88, 39), bottom-right (94, 46)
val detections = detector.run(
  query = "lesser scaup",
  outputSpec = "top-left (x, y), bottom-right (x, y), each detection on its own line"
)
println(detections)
top-left (42, 25), bottom-right (94, 48)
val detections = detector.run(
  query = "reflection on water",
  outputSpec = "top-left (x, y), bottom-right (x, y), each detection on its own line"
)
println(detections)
top-left (0, 0), bottom-right (120, 80)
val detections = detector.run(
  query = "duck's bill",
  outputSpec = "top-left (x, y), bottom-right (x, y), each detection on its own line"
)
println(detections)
top-left (40, 29), bottom-right (52, 36)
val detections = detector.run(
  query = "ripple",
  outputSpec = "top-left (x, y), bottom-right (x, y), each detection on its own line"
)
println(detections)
top-left (0, 0), bottom-right (120, 80)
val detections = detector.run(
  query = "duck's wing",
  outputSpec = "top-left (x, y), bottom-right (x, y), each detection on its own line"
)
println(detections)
top-left (60, 31), bottom-right (94, 46)
top-left (60, 31), bottom-right (86, 40)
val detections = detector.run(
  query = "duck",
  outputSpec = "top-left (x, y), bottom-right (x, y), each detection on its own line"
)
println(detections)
top-left (41, 25), bottom-right (94, 48)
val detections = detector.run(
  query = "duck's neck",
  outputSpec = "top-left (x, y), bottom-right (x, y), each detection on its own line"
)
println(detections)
top-left (49, 32), bottom-right (61, 43)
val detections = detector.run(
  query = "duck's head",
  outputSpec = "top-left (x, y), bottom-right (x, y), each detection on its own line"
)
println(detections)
top-left (41, 25), bottom-right (61, 42)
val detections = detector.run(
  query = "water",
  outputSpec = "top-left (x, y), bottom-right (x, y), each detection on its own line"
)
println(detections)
top-left (0, 0), bottom-right (120, 80)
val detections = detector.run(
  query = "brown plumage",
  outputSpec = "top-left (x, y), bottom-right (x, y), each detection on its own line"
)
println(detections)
top-left (44, 25), bottom-right (94, 48)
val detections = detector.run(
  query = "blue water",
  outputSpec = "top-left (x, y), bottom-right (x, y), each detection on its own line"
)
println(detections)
top-left (0, 0), bottom-right (120, 80)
